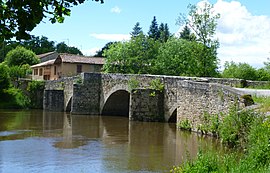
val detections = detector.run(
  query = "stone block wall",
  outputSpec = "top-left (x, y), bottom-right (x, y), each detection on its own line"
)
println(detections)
top-left (43, 90), bottom-right (64, 111)
top-left (71, 73), bottom-right (102, 115)
top-left (176, 81), bottom-right (244, 131)
top-left (130, 89), bottom-right (164, 122)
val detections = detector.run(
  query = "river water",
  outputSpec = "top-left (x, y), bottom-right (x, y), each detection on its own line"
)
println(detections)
top-left (0, 109), bottom-right (223, 173)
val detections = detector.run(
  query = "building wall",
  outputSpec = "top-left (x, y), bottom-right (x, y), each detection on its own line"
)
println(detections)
top-left (32, 63), bottom-right (102, 80)
top-left (61, 63), bottom-right (102, 77)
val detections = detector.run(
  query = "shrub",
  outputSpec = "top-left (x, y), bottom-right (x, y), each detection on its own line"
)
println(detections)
top-left (177, 119), bottom-right (192, 131)
top-left (5, 46), bottom-right (39, 66)
top-left (0, 87), bottom-right (30, 109)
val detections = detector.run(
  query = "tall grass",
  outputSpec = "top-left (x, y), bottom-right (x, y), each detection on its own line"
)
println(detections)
top-left (253, 95), bottom-right (270, 112)
top-left (171, 108), bottom-right (270, 173)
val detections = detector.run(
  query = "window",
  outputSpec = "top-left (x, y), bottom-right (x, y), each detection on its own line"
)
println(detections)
top-left (39, 68), bottom-right (43, 76)
top-left (54, 66), bottom-right (57, 75)
top-left (77, 64), bottom-right (82, 73)
top-left (34, 69), bottom-right (38, 75)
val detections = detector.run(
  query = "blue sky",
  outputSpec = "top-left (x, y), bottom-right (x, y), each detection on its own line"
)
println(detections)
top-left (31, 0), bottom-right (270, 68)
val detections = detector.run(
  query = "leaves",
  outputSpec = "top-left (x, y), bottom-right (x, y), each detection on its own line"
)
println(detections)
top-left (1, 0), bottom-right (104, 41)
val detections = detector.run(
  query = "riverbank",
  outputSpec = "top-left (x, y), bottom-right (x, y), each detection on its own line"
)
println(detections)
top-left (171, 104), bottom-right (270, 173)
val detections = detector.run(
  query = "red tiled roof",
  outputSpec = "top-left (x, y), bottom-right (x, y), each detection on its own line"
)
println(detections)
top-left (59, 53), bottom-right (104, 65)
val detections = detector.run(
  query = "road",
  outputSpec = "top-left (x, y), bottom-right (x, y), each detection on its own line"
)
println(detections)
top-left (234, 88), bottom-right (270, 97)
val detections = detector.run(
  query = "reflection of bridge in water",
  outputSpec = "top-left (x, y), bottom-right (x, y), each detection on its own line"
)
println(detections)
top-left (44, 73), bottom-right (249, 130)
top-left (42, 112), bottom-right (221, 170)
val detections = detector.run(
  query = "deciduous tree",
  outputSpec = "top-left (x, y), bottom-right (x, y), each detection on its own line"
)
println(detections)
top-left (5, 46), bottom-right (39, 66)
top-left (177, 2), bottom-right (220, 76)
top-left (56, 42), bottom-right (83, 55)
top-left (0, 0), bottom-right (104, 41)
top-left (103, 34), bottom-right (159, 74)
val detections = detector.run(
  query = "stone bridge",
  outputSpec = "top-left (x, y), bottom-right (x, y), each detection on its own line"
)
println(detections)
top-left (44, 73), bottom-right (250, 130)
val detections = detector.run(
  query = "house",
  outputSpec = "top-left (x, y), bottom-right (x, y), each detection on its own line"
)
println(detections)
top-left (31, 53), bottom-right (105, 80)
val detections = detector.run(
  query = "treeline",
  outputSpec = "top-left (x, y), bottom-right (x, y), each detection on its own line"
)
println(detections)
top-left (0, 36), bottom-right (82, 63)
top-left (102, 6), bottom-right (220, 77)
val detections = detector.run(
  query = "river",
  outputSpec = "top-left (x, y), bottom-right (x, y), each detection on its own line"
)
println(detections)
top-left (0, 109), bottom-right (224, 173)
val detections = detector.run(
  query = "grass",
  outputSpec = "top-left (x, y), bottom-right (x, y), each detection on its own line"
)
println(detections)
top-left (171, 108), bottom-right (270, 173)
top-left (252, 95), bottom-right (270, 112)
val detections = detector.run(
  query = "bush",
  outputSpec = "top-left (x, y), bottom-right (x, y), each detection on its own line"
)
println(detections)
top-left (0, 63), bottom-right (11, 94)
top-left (222, 61), bottom-right (258, 80)
top-left (0, 87), bottom-right (30, 109)
top-left (5, 46), bottom-right (39, 66)
top-left (172, 110), bottom-right (270, 173)
top-left (219, 108), bottom-right (257, 148)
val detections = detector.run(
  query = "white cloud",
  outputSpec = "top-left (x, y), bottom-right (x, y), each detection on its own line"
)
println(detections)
top-left (89, 33), bottom-right (131, 41)
top-left (110, 6), bottom-right (121, 14)
top-left (82, 47), bottom-right (101, 56)
top-left (177, 0), bottom-right (270, 68)
top-left (213, 0), bottom-right (270, 68)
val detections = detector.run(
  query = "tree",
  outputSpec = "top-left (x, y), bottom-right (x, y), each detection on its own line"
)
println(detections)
top-left (148, 16), bottom-right (159, 40)
top-left (0, 0), bottom-right (104, 41)
top-left (22, 36), bottom-right (55, 55)
top-left (153, 37), bottom-right (212, 76)
top-left (94, 42), bottom-right (116, 57)
top-left (103, 33), bottom-right (160, 74)
top-left (130, 22), bottom-right (143, 38)
top-left (179, 25), bottom-right (196, 41)
top-left (5, 46), bottom-right (40, 66)
top-left (56, 42), bottom-right (83, 55)
top-left (177, 2), bottom-right (220, 76)
top-left (222, 62), bottom-right (258, 80)
top-left (158, 23), bottom-right (170, 42)
top-left (0, 63), bottom-right (10, 95)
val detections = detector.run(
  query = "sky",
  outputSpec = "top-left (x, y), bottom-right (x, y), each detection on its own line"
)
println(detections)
top-left (31, 0), bottom-right (270, 69)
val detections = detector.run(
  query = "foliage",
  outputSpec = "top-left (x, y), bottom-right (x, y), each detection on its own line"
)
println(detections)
top-left (172, 110), bottom-right (270, 173)
top-left (222, 61), bottom-right (258, 80)
top-left (1, 0), bottom-right (104, 41)
top-left (103, 33), bottom-right (160, 74)
top-left (94, 42), bottom-right (117, 57)
top-left (0, 87), bottom-right (30, 109)
top-left (219, 108), bottom-right (257, 148)
top-left (128, 77), bottom-right (140, 92)
top-left (197, 113), bottom-right (219, 135)
top-left (176, 2), bottom-right (220, 76)
top-left (130, 22), bottom-right (143, 38)
top-left (245, 117), bottom-right (270, 169)
top-left (22, 36), bottom-right (56, 55)
top-left (9, 64), bottom-right (32, 80)
top-left (0, 63), bottom-right (11, 95)
top-left (149, 79), bottom-right (164, 91)
top-left (252, 96), bottom-right (270, 112)
top-left (179, 25), bottom-right (196, 41)
top-left (148, 16), bottom-right (160, 40)
top-left (5, 46), bottom-right (39, 66)
top-left (27, 80), bottom-right (45, 108)
top-left (56, 42), bottom-right (83, 55)
top-left (177, 119), bottom-right (192, 131)
top-left (158, 23), bottom-right (170, 42)
top-left (153, 37), bottom-right (218, 77)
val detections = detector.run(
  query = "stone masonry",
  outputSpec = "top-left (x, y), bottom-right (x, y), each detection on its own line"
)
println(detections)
top-left (44, 73), bottom-right (252, 131)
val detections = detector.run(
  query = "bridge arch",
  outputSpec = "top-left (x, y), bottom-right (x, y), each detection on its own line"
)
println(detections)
top-left (101, 89), bottom-right (130, 117)
top-left (168, 108), bottom-right (177, 123)
top-left (66, 97), bottom-right (72, 112)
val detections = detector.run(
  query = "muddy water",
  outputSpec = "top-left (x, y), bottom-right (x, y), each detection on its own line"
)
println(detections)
top-left (0, 110), bottom-right (223, 172)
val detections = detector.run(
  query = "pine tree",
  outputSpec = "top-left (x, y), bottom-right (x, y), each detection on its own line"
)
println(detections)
top-left (159, 23), bottom-right (170, 42)
top-left (180, 25), bottom-right (195, 41)
top-left (148, 16), bottom-right (159, 40)
top-left (130, 22), bottom-right (143, 38)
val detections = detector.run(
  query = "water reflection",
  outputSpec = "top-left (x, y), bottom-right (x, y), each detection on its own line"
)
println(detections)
top-left (0, 110), bottom-right (224, 172)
